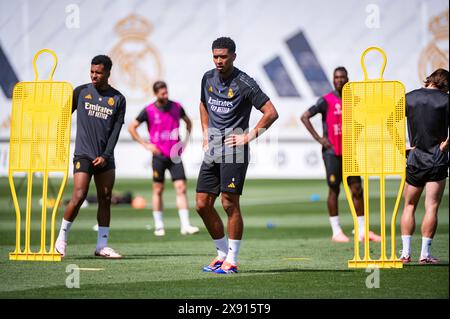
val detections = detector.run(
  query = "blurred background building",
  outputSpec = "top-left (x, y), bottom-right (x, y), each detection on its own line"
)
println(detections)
top-left (0, 0), bottom-right (448, 178)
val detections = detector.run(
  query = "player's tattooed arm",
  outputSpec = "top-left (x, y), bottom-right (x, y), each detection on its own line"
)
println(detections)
top-left (225, 100), bottom-right (279, 146)
top-left (181, 114), bottom-right (192, 148)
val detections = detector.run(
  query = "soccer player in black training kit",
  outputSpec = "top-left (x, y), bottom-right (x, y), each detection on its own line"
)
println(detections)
top-left (196, 37), bottom-right (279, 274)
top-left (400, 68), bottom-right (449, 264)
top-left (55, 55), bottom-right (126, 259)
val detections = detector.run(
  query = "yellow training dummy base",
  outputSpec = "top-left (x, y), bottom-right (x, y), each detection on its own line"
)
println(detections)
top-left (9, 49), bottom-right (73, 261)
top-left (342, 47), bottom-right (406, 269)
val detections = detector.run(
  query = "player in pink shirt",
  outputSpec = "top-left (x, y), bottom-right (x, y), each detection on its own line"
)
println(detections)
top-left (301, 67), bottom-right (381, 243)
top-left (128, 81), bottom-right (199, 236)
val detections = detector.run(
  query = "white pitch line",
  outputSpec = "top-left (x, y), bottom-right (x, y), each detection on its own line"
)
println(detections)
top-left (73, 268), bottom-right (105, 271)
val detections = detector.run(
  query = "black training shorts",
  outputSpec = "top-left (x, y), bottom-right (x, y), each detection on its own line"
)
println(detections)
top-left (73, 156), bottom-right (115, 175)
top-left (152, 154), bottom-right (186, 183)
top-left (406, 165), bottom-right (448, 188)
top-left (322, 150), bottom-right (361, 188)
top-left (196, 158), bottom-right (249, 196)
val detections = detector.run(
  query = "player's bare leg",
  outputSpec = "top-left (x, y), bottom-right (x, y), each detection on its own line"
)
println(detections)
top-left (152, 182), bottom-right (165, 236)
top-left (213, 192), bottom-right (242, 273)
top-left (400, 183), bottom-right (423, 262)
top-left (327, 187), bottom-right (339, 217)
top-left (196, 192), bottom-right (224, 239)
top-left (93, 169), bottom-right (121, 258)
top-left (221, 192), bottom-right (243, 240)
top-left (328, 186), bottom-right (349, 242)
top-left (196, 192), bottom-right (228, 271)
top-left (419, 179), bottom-right (446, 263)
top-left (349, 180), bottom-right (381, 242)
top-left (63, 172), bottom-right (91, 221)
top-left (349, 181), bottom-right (364, 217)
top-left (55, 172), bottom-right (91, 257)
top-left (174, 180), bottom-right (199, 235)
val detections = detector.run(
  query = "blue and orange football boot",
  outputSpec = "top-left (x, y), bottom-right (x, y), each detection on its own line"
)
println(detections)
top-left (214, 261), bottom-right (238, 274)
top-left (202, 257), bottom-right (224, 272)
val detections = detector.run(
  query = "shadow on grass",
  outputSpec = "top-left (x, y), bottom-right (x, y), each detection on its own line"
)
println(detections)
top-left (404, 263), bottom-right (449, 267)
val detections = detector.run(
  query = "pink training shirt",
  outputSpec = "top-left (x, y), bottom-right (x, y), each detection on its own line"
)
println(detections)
top-left (146, 101), bottom-right (183, 158)
top-left (323, 92), bottom-right (343, 156)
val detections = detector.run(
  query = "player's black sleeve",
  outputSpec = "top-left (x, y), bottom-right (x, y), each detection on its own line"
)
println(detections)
top-left (136, 108), bottom-right (148, 123)
top-left (180, 106), bottom-right (187, 118)
top-left (72, 85), bottom-right (85, 113)
top-left (308, 97), bottom-right (327, 116)
top-left (200, 75), bottom-right (206, 104)
top-left (101, 96), bottom-right (126, 161)
top-left (240, 76), bottom-right (270, 110)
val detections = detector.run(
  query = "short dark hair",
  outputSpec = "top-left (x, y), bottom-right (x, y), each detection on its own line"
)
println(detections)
top-left (334, 66), bottom-right (348, 76)
top-left (424, 68), bottom-right (448, 92)
top-left (153, 81), bottom-right (167, 93)
top-left (91, 55), bottom-right (112, 71)
top-left (212, 37), bottom-right (236, 54)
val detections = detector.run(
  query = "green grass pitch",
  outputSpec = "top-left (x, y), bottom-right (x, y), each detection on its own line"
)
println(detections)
top-left (0, 177), bottom-right (448, 298)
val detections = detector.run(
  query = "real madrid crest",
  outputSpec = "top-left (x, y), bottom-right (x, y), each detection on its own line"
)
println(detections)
top-left (418, 10), bottom-right (449, 82)
top-left (110, 14), bottom-right (163, 104)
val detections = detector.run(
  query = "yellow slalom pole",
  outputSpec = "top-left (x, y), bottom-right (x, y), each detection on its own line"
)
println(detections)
top-left (343, 178), bottom-right (361, 263)
top-left (380, 175), bottom-right (387, 261)
top-left (24, 172), bottom-right (33, 255)
top-left (39, 172), bottom-right (48, 255)
top-left (8, 174), bottom-right (22, 258)
top-left (8, 48), bottom-right (72, 262)
top-left (379, 116), bottom-right (387, 262)
top-left (49, 173), bottom-right (67, 260)
top-left (391, 177), bottom-right (406, 260)
top-left (363, 174), bottom-right (370, 262)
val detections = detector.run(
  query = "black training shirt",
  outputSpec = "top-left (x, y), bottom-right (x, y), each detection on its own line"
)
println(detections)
top-left (200, 67), bottom-right (270, 158)
top-left (406, 87), bottom-right (449, 168)
top-left (72, 83), bottom-right (126, 162)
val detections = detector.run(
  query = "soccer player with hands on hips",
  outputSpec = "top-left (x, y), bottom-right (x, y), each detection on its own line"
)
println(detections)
top-left (300, 67), bottom-right (381, 243)
top-left (400, 68), bottom-right (449, 264)
top-left (196, 37), bottom-right (279, 274)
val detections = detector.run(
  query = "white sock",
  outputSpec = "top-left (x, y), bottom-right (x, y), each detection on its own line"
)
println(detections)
top-left (213, 236), bottom-right (228, 260)
top-left (401, 235), bottom-right (412, 257)
top-left (96, 226), bottom-right (109, 251)
top-left (225, 239), bottom-right (241, 265)
top-left (329, 216), bottom-right (342, 236)
top-left (57, 219), bottom-right (72, 242)
top-left (178, 209), bottom-right (190, 229)
top-left (153, 211), bottom-right (164, 230)
top-left (357, 216), bottom-right (365, 237)
top-left (420, 237), bottom-right (432, 258)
